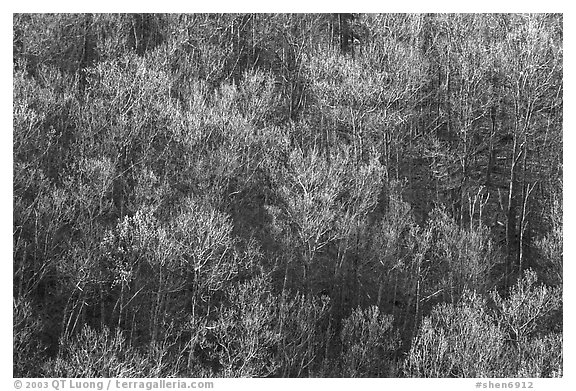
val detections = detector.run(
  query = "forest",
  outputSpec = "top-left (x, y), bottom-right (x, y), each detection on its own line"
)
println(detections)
top-left (13, 13), bottom-right (562, 378)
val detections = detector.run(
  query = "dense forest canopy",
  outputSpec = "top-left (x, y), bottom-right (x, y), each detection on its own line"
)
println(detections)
top-left (13, 13), bottom-right (562, 377)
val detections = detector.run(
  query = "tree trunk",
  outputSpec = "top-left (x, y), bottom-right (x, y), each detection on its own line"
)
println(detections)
top-left (506, 137), bottom-right (524, 285)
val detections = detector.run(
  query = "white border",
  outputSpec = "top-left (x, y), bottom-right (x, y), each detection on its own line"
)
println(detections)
top-left (2, 3), bottom-right (572, 389)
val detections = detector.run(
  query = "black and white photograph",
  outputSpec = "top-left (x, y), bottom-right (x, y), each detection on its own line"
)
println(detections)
top-left (12, 9), bottom-right (564, 380)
